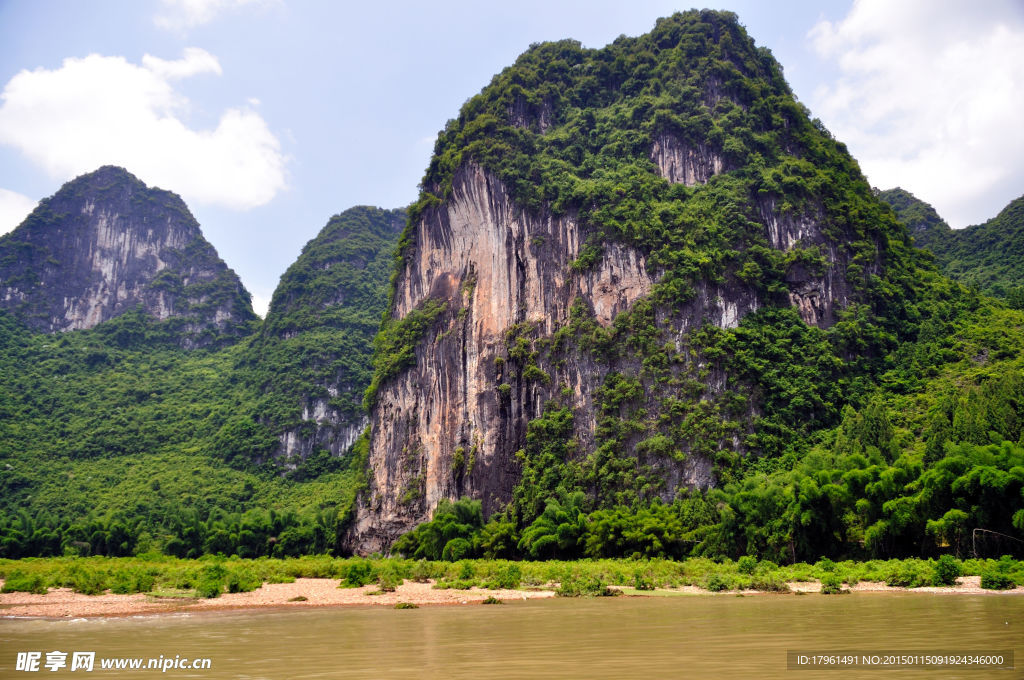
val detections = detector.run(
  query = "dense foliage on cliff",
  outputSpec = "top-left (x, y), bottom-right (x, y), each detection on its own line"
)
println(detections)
top-left (2, 12), bottom-right (1023, 565)
top-left (0, 203), bottom-right (411, 558)
top-left (411, 10), bottom-right (920, 324)
top-left (245, 207), bottom-right (404, 431)
top-left (880, 188), bottom-right (1024, 306)
top-left (364, 9), bottom-right (934, 491)
top-left (383, 11), bottom-right (1024, 561)
top-left (0, 309), bottom-right (373, 557)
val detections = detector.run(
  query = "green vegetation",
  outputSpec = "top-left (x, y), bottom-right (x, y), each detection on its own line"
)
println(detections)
top-left (397, 350), bottom-right (1024, 561)
top-left (932, 554), bottom-right (961, 587)
top-left (0, 310), bottom-right (366, 559)
top-left (382, 10), bottom-right (1024, 565)
top-left (880, 188), bottom-right (1024, 305)
top-left (0, 555), bottom-right (1018, 599)
top-left (0, 206), bottom-right (405, 560)
top-left (247, 206), bottom-right (404, 432)
top-left (819, 573), bottom-right (843, 594)
top-left (2, 12), bottom-right (1023, 574)
top-left (980, 555), bottom-right (1018, 590)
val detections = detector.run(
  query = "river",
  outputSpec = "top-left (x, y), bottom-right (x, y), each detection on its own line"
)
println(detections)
top-left (1, 593), bottom-right (1019, 678)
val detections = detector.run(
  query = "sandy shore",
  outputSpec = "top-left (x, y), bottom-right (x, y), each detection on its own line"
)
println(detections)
top-left (0, 578), bottom-right (553, 619)
top-left (1, 576), bottom-right (1020, 619)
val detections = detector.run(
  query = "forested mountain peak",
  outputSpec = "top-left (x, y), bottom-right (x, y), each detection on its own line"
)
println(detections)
top-left (875, 187), bottom-right (950, 251)
top-left (243, 206), bottom-right (405, 468)
top-left (0, 166), bottom-right (257, 348)
top-left (350, 9), bottom-right (933, 552)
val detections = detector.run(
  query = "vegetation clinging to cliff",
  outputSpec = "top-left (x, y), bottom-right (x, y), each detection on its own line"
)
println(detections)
top-left (412, 9), bottom-right (921, 330)
top-left (246, 206), bottom-right (404, 431)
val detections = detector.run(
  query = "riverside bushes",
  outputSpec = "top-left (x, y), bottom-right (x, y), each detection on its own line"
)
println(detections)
top-left (1, 555), bottom-right (1019, 598)
top-left (932, 555), bottom-right (961, 586)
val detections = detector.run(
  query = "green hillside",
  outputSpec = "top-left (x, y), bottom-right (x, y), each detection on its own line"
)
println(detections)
top-left (0, 205), bottom-right (405, 558)
top-left (879, 188), bottom-right (1024, 306)
top-left (385, 10), bottom-right (1024, 561)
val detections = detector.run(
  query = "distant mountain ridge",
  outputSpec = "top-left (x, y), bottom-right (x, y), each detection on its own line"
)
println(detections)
top-left (0, 166), bottom-right (257, 348)
top-left (879, 187), bottom-right (1024, 302)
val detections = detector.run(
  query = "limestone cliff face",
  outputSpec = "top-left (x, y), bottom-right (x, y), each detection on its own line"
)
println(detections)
top-left (650, 133), bottom-right (727, 187)
top-left (349, 162), bottom-right (855, 552)
top-left (345, 10), bottom-right (889, 553)
top-left (251, 206), bottom-right (404, 467)
top-left (649, 135), bottom-right (850, 329)
top-left (352, 165), bottom-right (658, 550)
top-left (0, 166), bottom-right (255, 347)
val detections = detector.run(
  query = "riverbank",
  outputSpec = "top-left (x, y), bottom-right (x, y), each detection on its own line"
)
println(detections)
top-left (2, 555), bottom-right (1022, 619)
top-left (0, 578), bottom-right (555, 618)
top-left (3, 575), bottom-right (1021, 619)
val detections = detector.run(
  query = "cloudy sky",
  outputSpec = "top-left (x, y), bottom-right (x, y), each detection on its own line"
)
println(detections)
top-left (1, 0), bottom-right (1022, 316)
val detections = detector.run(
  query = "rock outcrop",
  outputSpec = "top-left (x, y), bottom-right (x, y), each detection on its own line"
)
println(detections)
top-left (0, 166), bottom-right (256, 347)
top-left (349, 163), bottom-right (856, 552)
top-left (347, 11), bottom-right (893, 553)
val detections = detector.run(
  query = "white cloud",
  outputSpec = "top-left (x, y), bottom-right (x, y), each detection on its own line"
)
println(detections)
top-left (0, 188), bottom-right (37, 236)
top-left (809, 0), bottom-right (1024, 227)
top-left (0, 50), bottom-right (286, 211)
top-left (154, 0), bottom-right (271, 31)
top-left (141, 47), bottom-right (222, 79)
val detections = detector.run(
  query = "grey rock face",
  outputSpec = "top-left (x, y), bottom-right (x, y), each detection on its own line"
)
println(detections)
top-left (0, 166), bottom-right (256, 347)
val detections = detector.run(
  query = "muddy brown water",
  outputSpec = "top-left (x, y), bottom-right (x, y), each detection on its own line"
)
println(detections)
top-left (1, 593), bottom-right (1020, 679)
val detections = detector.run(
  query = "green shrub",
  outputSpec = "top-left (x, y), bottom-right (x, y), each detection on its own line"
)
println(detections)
top-left (394, 602), bottom-right (419, 609)
top-left (482, 596), bottom-right (503, 604)
top-left (1, 569), bottom-right (48, 594)
top-left (885, 560), bottom-right (931, 588)
top-left (704, 573), bottom-right (732, 592)
top-left (442, 538), bottom-right (473, 562)
top-left (932, 555), bottom-right (961, 586)
top-left (980, 556), bottom-right (1016, 590)
top-left (68, 567), bottom-right (106, 595)
top-left (226, 569), bottom-right (262, 593)
top-left (109, 571), bottom-right (136, 594)
top-left (557, 575), bottom-right (618, 597)
top-left (819, 573), bottom-right (844, 594)
top-left (737, 556), bottom-right (757, 575)
top-left (454, 560), bottom-right (476, 581)
top-left (632, 570), bottom-right (655, 591)
top-left (751, 574), bottom-right (790, 592)
top-left (815, 558), bottom-right (837, 573)
top-left (980, 571), bottom-right (1015, 590)
top-left (484, 563), bottom-right (521, 590)
top-left (341, 559), bottom-right (373, 588)
top-left (196, 564), bottom-right (226, 598)
top-left (411, 559), bottom-right (433, 583)
top-left (434, 579), bottom-right (474, 590)
top-left (377, 563), bottom-right (403, 592)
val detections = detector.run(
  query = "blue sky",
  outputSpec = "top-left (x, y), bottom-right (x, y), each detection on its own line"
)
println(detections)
top-left (1, 0), bottom-right (1023, 315)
